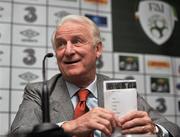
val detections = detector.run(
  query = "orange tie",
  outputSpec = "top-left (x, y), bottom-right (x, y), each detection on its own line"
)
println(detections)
top-left (73, 89), bottom-right (93, 137)
top-left (74, 89), bottom-right (89, 119)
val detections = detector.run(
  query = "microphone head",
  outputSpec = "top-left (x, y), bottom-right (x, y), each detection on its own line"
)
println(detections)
top-left (46, 53), bottom-right (54, 58)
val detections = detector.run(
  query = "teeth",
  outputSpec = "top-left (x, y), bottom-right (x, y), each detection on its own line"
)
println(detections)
top-left (65, 60), bottom-right (78, 64)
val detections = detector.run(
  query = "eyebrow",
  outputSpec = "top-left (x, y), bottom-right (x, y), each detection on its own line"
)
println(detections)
top-left (55, 35), bottom-right (86, 41)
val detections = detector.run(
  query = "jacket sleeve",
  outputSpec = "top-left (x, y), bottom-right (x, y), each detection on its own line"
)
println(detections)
top-left (137, 94), bottom-right (180, 137)
top-left (10, 83), bottom-right (43, 133)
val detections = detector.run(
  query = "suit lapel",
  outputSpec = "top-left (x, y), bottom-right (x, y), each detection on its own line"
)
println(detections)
top-left (97, 75), bottom-right (104, 108)
top-left (49, 76), bottom-right (74, 123)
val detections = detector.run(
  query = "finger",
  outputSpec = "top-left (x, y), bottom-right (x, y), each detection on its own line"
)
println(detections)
top-left (83, 109), bottom-right (114, 135)
top-left (121, 116), bottom-right (152, 129)
top-left (119, 111), bottom-right (148, 124)
top-left (90, 121), bottom-right (112, 136)
top-left (92, 108), bottom-right (117, 128)
top-left (121, 125), bottom-right (151, 134)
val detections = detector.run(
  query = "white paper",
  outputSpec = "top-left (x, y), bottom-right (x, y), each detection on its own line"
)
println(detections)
top-left (103, 80), bottom-right (137, 137)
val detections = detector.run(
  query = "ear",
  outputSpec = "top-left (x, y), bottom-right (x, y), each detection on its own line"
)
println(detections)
top-left (95, 42), bottom-right (103, 59)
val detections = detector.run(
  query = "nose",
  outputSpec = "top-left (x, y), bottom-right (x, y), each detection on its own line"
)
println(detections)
top-left (64, 41), bottom-right (75, 56)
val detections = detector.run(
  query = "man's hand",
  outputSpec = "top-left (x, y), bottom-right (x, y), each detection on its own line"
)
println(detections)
top-left (62, 107), bottom-right (117, 137)
top-left (117, 110), bottom-right (156, 134)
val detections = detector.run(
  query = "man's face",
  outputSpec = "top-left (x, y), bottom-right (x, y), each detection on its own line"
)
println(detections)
top-left (54, 21), bottom-right (102, 81)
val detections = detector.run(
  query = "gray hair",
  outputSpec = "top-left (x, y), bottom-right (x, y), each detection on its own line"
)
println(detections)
top-left (51, 14), bottom-right (101, 50)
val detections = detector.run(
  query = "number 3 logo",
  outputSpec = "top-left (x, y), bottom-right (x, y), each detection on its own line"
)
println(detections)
top-left (155, 98), bottom-right (167, 113)
top-left (24, 7), bottom-right (37, 23)
top-left (23, 49), bottom-right (36, 65)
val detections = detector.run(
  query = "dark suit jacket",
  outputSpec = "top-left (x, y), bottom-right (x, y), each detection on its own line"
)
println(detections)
top-left (11, 73), bottom-right (180, 137)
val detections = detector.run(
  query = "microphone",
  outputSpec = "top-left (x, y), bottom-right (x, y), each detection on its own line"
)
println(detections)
top-left (32, 53), bottom-right (70, 137)
top-left (42, 53), bottom-right (53, 122)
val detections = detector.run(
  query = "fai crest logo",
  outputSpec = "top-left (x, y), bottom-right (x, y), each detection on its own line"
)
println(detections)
top-left (135, 0), bottom-right (178, 45)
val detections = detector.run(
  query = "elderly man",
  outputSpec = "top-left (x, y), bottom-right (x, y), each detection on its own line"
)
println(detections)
top-left (11, 15), bottom-right (180, 137)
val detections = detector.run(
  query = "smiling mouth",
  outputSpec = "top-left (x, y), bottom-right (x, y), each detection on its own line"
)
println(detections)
top-left (64, 60), bottom-right (80, 64)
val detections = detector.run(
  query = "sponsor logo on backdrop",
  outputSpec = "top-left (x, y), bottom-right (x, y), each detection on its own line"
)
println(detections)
top-left (19, 71), bottom-right (39, 85)
top-left (0, 6), bottom-right (4, 18)
top-left (23, 49), bottom-right (36, 65)
top-left (155, 98), bottom-right (167, 113)
top-left (0, 50), bottom-right (4, 61)
top-left (176, 83), bottom-right (180, 90)
top-left (54, 11), bottom-right (70, 19)
top-left (178, 65), bottom-right (180, 74)
top-left (85, 14), bottom-right (107, 27)
top-left (96, 55), bottom-right (103, 69)
top-left (54, 10), bottom-right (70, 24)
top-left (135, 0), bottom-right (178, 45)
top-left (85, 0), bottom-right (108, 4)
top-left (151, 77), bottom-right (170, 93)
top-left (20, 29), bottom-right (39, 42)
top-left (148, 60), bottom-right (170, 69)
top-left (178, 101), bottom-right (180, 112)
top-left (119, 55), bottom-right (139, 71)
top-left (124, 76), bottom-right (135, 80)
top-left (24, 7), bottom-right (37, 23)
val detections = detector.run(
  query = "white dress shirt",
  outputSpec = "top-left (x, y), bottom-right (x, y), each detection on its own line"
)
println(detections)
top-left (66, 76), bottom-right (101, 137)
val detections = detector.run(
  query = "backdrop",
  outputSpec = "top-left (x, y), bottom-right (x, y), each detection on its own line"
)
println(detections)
top-left (0, 0), bottom-right (179, 135)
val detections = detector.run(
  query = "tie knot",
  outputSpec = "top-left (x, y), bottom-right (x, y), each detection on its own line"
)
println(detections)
top-left (77, 89), bottom-right (89, 102)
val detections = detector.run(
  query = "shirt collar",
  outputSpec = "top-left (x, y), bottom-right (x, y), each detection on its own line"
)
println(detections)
top-left (65, 76), bottom-right (97, 98)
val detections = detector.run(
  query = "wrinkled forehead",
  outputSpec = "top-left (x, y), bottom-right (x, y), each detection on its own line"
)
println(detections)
top-left (55, 21), bottom-right (93, 39)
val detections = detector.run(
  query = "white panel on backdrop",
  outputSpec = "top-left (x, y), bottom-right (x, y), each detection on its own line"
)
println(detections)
top-left (97, 0), bottom-right (111, 12)
top-left (98, 72), bottom-right (113, 78)
top-left (14, 0), bottom-right (46, 4)
top-left (10, 113), bottom-right (16, 127)
top-left (164, 116), bottom-right (176, 123)
top-left (172, 57), bottom-right (180, 76)
top-left (81, 0), bottom-right (97, 11)
top-left (47, 69), bottom-right (61, 80)
top-left (145, 54), bottom-right (172, 75)
top-left (114, 52), bottom-right (144, 74)
top-left (12, 46), bottom-right (45, 68)
top-left (97, 52), bottom-right (113, 72)
top-left (0, 113), bottom-right (9, 135)
top-left (47, 48), bottom-right (59, 70)
top-left (11, 68), bottom-right (42, 90)
top-left (0, 23), bottom-right (11, 44)
top-left (0, 45), bottom-right (10, 66)
top-left (13, 3), bottom-right (46, 25)
top-left (175, 77), bottom-right (180, 95)
top-left (0, 68), bottom-right (10, 88)
top-left (0, 90), bottom-right (9, 112)
top-left (48, 27), bottom-right (55, 48)
top-left (48, 0), bottom-right (80, 8)
top-left (13, 25), bottom-right (46, 47)
top-left (11, 91), bottom-right (24, 112)
top-left (177, 117), bottom-right (180, 127)
top-left (147, 95), bottom-right (175, 115)
top-left (176, 97), bottom-right (180, 115)
top-left (0, 2), bottom-right (11, 22)
top-left (101, 32), bottom-right (113, 51)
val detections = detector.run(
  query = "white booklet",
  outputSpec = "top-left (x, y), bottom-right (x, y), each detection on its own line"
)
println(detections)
top-left (103, 79), bottom-right (137, 136)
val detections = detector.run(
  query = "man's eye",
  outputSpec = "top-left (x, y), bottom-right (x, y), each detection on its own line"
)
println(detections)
top-left (71, 38), bottom-right (82, 44)
top-left (55, 39), bottom-right (66, 48)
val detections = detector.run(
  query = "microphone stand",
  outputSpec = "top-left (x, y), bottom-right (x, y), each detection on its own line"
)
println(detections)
top-left (31, 53), bottom-right (70, 137)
